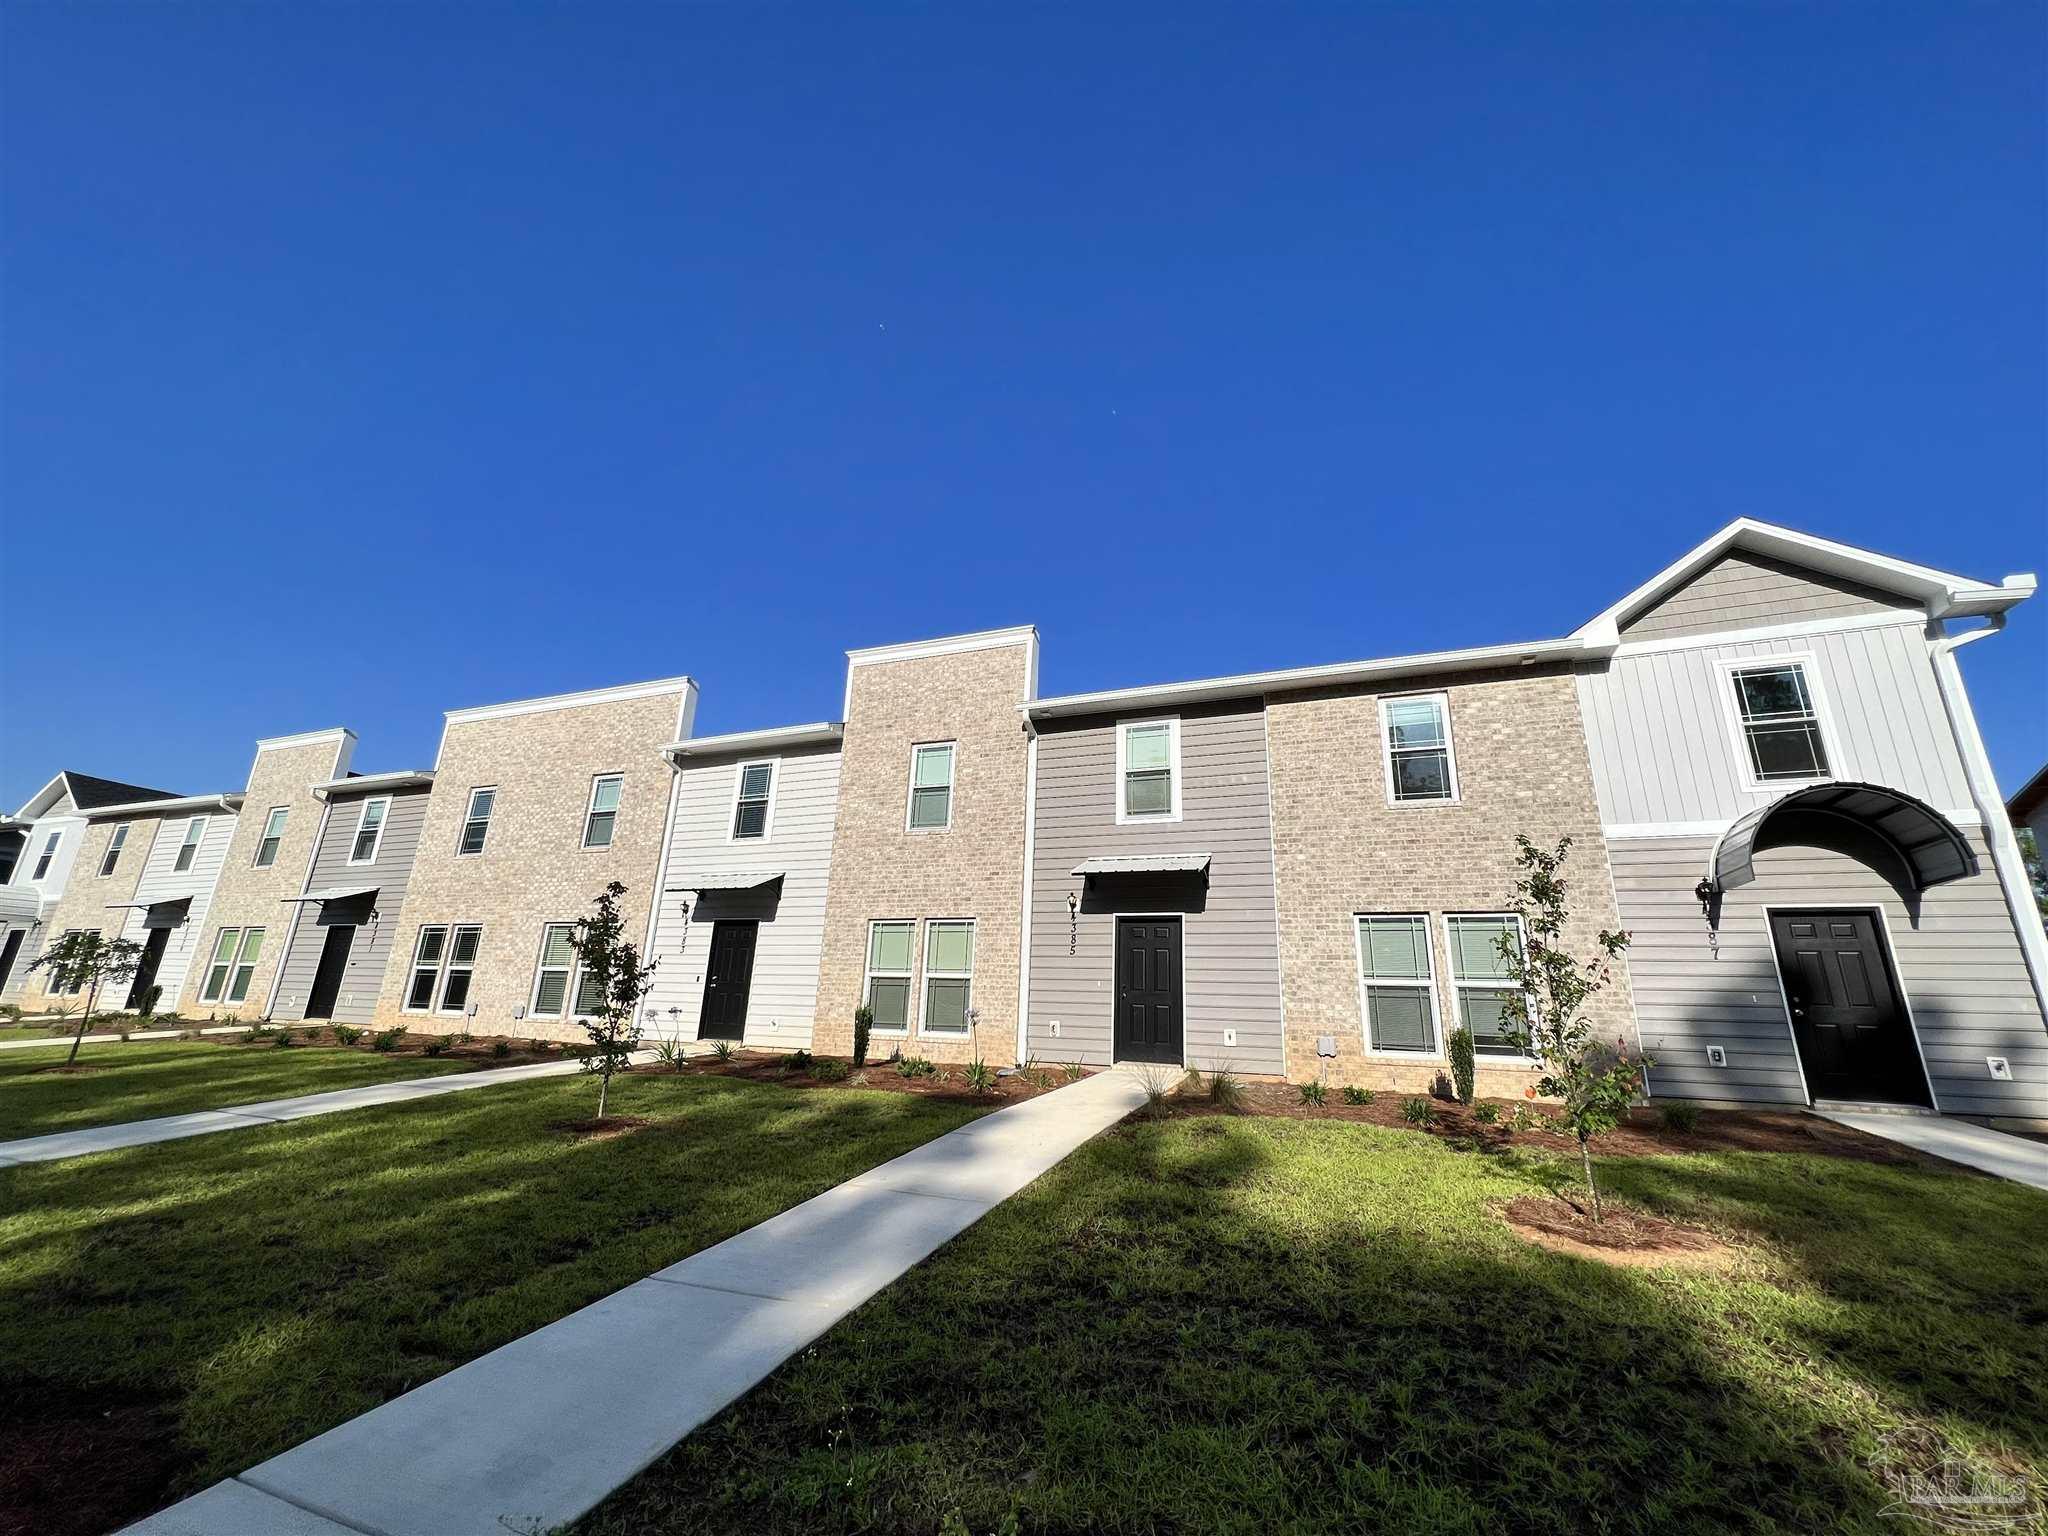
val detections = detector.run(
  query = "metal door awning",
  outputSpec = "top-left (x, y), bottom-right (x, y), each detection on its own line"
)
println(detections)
top-left (1070, 852), bottom-right (1212, 877)
top-left (105, 895), bottom-right (192, 928)
top-left (282, 885), bottom-right (380, 905)
top-left (666, 872), bottom-right (784, 892)
top-left (1707, 782), bottom-right (1974, 892)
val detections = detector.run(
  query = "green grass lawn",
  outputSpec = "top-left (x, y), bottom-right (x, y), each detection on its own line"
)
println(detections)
top-left (577, 1115), bottom-right (2048, 1536)
top-left (0, 1072), bottom-right (986, 1536)
top-left (0, 1039), bottom-right (480, 1140)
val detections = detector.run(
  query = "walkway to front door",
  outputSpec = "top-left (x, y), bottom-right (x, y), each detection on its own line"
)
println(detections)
top-left (698, 920), bottom-right (757, 1041)
top-left (1114, 916), bottom-right (1183, 1065)
top-left (1768, 908), bottom-right (1930, 1108)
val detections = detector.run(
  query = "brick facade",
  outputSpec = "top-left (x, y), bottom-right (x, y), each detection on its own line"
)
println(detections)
top-left (813, 638), bottom-right (1033, 1065)
top-left (1266, 665), bottom-right (1637, 1096)
top-left (370, 688), bottom-right (688, 1041)
top-left (18, 815), bottom-right (161, 1012)
top-left (178, 734), bottom-right (352, 1020)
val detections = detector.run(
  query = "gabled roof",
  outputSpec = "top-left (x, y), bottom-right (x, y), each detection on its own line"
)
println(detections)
top-left (9, 771), bottom-right (183, 822)
top-left (2009, 762), bottom-right (2048, 824)
top-left (1574, 519), bottom-right (2037, 644)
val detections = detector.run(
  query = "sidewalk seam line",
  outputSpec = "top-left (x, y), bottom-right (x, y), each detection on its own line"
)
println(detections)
top-left (644, 1275), bottom-right (838, 1306)
top-left (233, 1474), bottom-right (394, 1536)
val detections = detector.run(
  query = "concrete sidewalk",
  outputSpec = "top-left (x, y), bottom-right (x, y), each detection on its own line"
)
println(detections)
top-left (0, 1024), bottom-right (248, 1053)
top-left (1812, 1108), bottom-right (2048, 1193)
top-left (124, 1067), bottom-right (1151, 1536)
top-left (0, 1053), bottom-right (647, 1166)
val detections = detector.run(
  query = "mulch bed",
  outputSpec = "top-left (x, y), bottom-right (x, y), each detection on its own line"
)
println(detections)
top-left (631, 1051), bottom-right (1089, 1107)
top-left (1501, 1193), bottom-right (1736, 1270)
top-left (217, 1026), bottom-right (564, 1068)
top-left (0, 1385), bottom-right (183, 1536)
top-left (1165, 1080), bottom-right (1947, 1167)
top-left (552, 1114), bottom-right (653, 1141)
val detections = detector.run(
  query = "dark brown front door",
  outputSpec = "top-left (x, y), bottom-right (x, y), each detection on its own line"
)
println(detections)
top-left (1768, 908), bottom-right (1929, 1107)
top-left (698, 921), bottom-right (758, 1041)
top-left (304, 925), bottom-right (356, 1020)
top-left (125, 927), bottom-right (171, 1010)
top-left (1115, 917), bottom-right (1183, 1065)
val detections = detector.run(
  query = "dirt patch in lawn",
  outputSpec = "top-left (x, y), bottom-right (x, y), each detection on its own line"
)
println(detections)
top-left (633, 1051), bottom-right (1090, 1106)
top-left (1501, 1194), bottom-right (1738, 1271)
top-left (0, 1383), bottom-right (183, 1536)
top-left (28, 1065), bottom-right (100, 1076)
top-left (552, 1114), bottom-right (653, 1141)
top-left (1165, 1081), bottom-right (1951, 1167)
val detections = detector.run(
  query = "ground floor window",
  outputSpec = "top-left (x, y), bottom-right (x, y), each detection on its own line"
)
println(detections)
top-left (201, 927), bottom-right (265, 1004)
top-left (921, 920), bottom-right (975, 1035)
top-left (1445, 914), bottom-right (1526, 1056)
top-left (405, 924), bottom-right (482, 1014)
top-left (865, 920), bottom-right (915, 1033)
top-left (529, 922), bottom-right (607, 1020)
top-left (45, 929), bottom-right (94, 995)
top-left (1356, 913), bottom-right (1439, 1053)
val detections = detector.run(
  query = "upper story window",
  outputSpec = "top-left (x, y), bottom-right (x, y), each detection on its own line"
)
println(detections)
top-left (1381, 693), bottom-right (1458, 804)
top-left (1357, 914), bottom-right (1439, 1055)
top-left (32, 831), bottom-right (61, 880)
top-left (1445, 914), bottom-right (1527, 1059)
top-left (458, 788), bottom-right (495, 855)
top-left (1116, 718), bottom-right (1181, 824)
top-left (908, 743), bottom-right (955, 831)
top-left (98, 825), bottom-right (128, 878)
top-left (173, 817), bottom-right (208, 873)
top-left (348, 798), bottom-right (389, 865)
top-left (254, 807), bottom-right (289, 868)
top-left (583, 775), bottom-right (623, 848)
top-left (1727, 660), bottom-right (1831, 785)
top-left (731, 762), bottom-right (774, 840)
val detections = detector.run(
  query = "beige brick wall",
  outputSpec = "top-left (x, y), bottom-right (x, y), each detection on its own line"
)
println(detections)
top-left (814, 642), bottom-right (1033, 1065)
top-left (19, 816), bottom-right (159, 1012)
top-left (178, 737), bottom-right (349, 1020)
top-left (371, 691), bottom-right (685, 1041)
top-left (1267, 666), bottom-right (1637, 1097)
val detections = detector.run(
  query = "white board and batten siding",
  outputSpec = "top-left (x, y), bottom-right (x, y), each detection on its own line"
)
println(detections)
top-left (273, 787), bottom-right (432, 1025)
top-left (112, 810), bottom-right (240, 1012)
top-left (643, 743), bottom-right (842, 1048)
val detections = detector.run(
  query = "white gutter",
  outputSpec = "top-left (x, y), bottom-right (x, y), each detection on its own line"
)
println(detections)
top-left (1016, 721), bottom-right (1038, 1066)
top-left (1929, 616), bottom-right (2048, 1026)
top-left (310, 772), bottom-right (434, 800)
top-left (83, 793), bottom-right (242, 819)
top-left (663, 723), bottom-right (844, 761)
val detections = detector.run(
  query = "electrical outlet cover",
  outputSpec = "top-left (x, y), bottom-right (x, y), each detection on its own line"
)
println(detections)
top-left (1987, 1056), bottom-right (2013, 1081)
top-left (1706, 1045), bottom-right (1728, 1067)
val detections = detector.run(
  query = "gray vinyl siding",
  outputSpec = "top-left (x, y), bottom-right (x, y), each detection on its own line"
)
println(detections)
top-left (1613, 831), bottom-right (2046, 1117)
top-left (112, 812), bottom-right (239, 1011)
top-left (272, 787), bottom-right (430, 1024)
top-left (643, 743), bottom-right (841, 1048)
top-left (1575, 622), bottom-right (1973, 828)
top-left (1618, 551), bottom-right (1918, 641)
top-left (1026, 702), bottom-right (1285, 1073)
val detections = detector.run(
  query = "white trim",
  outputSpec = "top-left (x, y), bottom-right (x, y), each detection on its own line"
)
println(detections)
top-left (346, 797), bottom-right (391, 866)
top-left (96, 823), bottom-right (129, 878)
top-left (862, 918), bottom-right (918, 1037)
top-left (1443, 911), bottom-right (1540, 1069)
top-left (82, 793), bottom-right (242, 820)
top-left (917, 917), bottom-right (976, 1039)
top-left (1604, 810), bottom-right (1981, 843)
top-left (581, 772), bottom-right (625, 850)
top-left (1870, 903), bottom-right (1944, 1115)
top-left (1259, 706), bottom-right (1288, 1077)
top-left (1114, 717), bottom-right (1183, 825)
top-left (442, 676), bottom-right (699, 727)
top-left (905, 741), bottom-right (957, 834)
top-left (1610, 608), bottom-right (1924, 658)
top-left (1757, 902), bottom-right (1940, 1113)
top-left (665, 723), bottom-right (842, 760)
top-left (172, 815), bottom-right (210, 873)
top-left (643, 761), bottom-right (685, 963)
top-left (436, 923), bottom-right (483, 1016)
top-left (1379, 691), bottom-right (1460, 807)
top-left (255, 727), bottom-right (355, 752)
top-left (1016, 725), bottom-right (1038, 1066)
top-left (1353, 912), bottom-right (1445, 1061)
top-left (726, 759), bottom-right (778, 844)
top-left (1715, 652), bottom-right (1841, 795)
top-left (843, 627), bottom-right (1039, 719)
top-left (456, 786), bottom-right (496, 857)
top-left (252, 805), bottom-right (290, 868)
top-left (11, 772), bottom-right (69, 822)
top-left (402, 924), bottom-right (448, 1014)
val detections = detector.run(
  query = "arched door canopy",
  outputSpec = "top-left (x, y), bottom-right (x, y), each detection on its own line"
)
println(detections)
top-left (1705, 782), bottom-right (1975, 893)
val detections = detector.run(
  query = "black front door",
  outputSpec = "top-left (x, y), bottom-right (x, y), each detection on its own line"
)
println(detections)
top-left (304, 925), bottom-right (356, 1020)
top-left (698, 921), bottom-right (758, 1041)
top-left (125, 927), bottom-right (171, 1010)
top-left (1114, 917), bottom-right (1183, 1065)
top-left (1769, 908), bottom-right (1930, 1107)
top-left (0, 929), bottom-right (24, 994)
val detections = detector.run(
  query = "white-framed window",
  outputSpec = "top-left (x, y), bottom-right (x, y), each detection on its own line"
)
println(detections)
top-left (404, 926), bottom-right (447, 1011)
top-left (582, 775), bottom-right (624, 849)
top-left (348, 798), bottom-right (389, 865)
top-left (404, 922), bottom-right (482, 1014)
top-left (529, 922), bottom-right (607, 1020)
top-left (458, 787), bottom-right (496, 855)
top-left (864, 919), bottom-right (916, 1034)
top-left (1115, 717), bottom-right (1182, 823)
top-left (31, 832), bottom-right (59, 881)
top-left (98, 825), bottom-right (128, 878)
top-left (254, 807), bottom-right (289, 867)
top-left (921, 919), bottom-right (975, 1035)
top-left (1723, 658), bottom-right (1833, 787)
top-left (438, 926), bottom-right (481, 1013)
top-left (1381, 693), bottom-right (1458, 805)
top-left (1444, 914), bottom-right (1529, 1059)
top-left (201, 927), bottom-right (265, 1004)
top-left (173, 817), bottom-right (208, 873)
top-left (1355, 914), bottom-right (1440, 1055)
top-left (730, 761), bottom-right (775, 841)
top-left (907, 743), bottom-right (956, 831)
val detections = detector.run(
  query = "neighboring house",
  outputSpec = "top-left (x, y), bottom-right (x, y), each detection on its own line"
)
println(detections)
top-left (370, 677), bottom-right (697, 1040)
top-left (270, 770), bottom-right (435, 1025)
top-left (16, 790), bottom-right (244, 1015)
top-left (642, 724), bottom-right (844, 1050)
top-left (176, 729), bottom-right (358, 1020)
top-left (2009, 762), bottom-right (2048, 865)
top-left (0, 772), bottom-right (183, 1006)
top-left (814, 628), bottom-right (1037, 1065)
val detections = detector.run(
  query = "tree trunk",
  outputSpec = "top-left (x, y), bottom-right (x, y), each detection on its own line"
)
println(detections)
top-left (597, 1069), bottom-right (609, 1121)
top-left (67, 979), bottom-right (99, 1067)
top-left (1578, 1133), bottom-right (1601, 1224)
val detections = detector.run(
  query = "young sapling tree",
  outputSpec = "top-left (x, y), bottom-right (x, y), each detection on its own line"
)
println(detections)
top-left (28, 931), bottom-right (145, 1066)
top-left (566, 881), bottom-right (658, 1121)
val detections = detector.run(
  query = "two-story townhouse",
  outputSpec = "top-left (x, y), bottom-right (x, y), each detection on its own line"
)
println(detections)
top-left (1572, 521), bottom-right (2046, 1120)
top-left (175, 729), bottom-right (358, 1021)
top-left (268, 769), bottom-right (436, 1024)
top-left (369, 677), bottom-right (697, 1041)
top-left (17, 790), bottom-right (245, 1014)
top-left (641, 724), bottom-right (844, 1050)
top-left (813, 628), bottom-right (1036, 1066)
top-left (0, 771), bottom-right (182, 1004)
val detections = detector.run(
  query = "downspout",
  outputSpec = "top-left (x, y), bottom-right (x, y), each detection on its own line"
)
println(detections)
top-left (1015, 719), bottom-right (1038, 1068)
top-left (1929, 615), bottom-right (2048, 1025)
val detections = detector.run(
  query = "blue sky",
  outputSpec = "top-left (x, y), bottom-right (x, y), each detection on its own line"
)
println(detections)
top-left (3, 4), bottom-right (2042, 808)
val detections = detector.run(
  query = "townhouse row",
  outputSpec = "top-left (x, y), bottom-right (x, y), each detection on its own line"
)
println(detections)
top-left (5, 518), bottom-right (2045, 1121)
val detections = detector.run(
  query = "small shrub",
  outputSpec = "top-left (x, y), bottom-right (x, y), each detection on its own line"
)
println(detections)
top-left (1510, 1103), bottom-right (1549, 1132)
top-left (272, 1027), bottom-right (295, 1048)
top-left (491, 1039), bottom-right (512, 1059)
top-left (653, 1037), bottom-right (688, 1070)
top-left (1061, 1062), bottom-right (1084, 1082)
top-left (1024, 1065), bottom-right (1054, 1090)
top-left (896, 1055), bottom-right (937, 1079)
top-left (1472, 1101), bottom-right (1502, 1125)
top-left (331, 1024), bottom-right (363, 1046)
top-left (963, 1058), bottom-right (997, 1096)
top-left (117, 1028), bottom-right (133, 1043)
top-left (1447, 1025), bottom-right (1476, 1104)
top-left (243, 1026), bottom-right (264, 1044)
top-left (1401, 1096), bottom-right (1435, 1127)
top-left (1297, 1079), bottom-right (1327, 1107)
top-left (371, 1027), bottom-right (404, 1053)
top-left (0, 1004), bottom-right (19, 1020)
top-left (424, 1037), bottom-right (449, 1057)
top-left (1209, 1069), bottom-right (1245, 1110)
top-left (852, 1004), bottom-right (873, 1069)
top-left (813, 1057), bottom-right (850, 1082)
top-left (712, 1039), bottom-right (737, 1062)
top-left (848, 1070), bottom-right (870, 1087)
top-left (1659, 1101), bottom-right (1701, 1133)
top-left (1341, 1084), bottom-right (1372, 1106)
top-left (782, 1049), bottom-right (814, 1073)
top-left (179, 1028), bottom-right (202, 1042)
top-left (1136, 1065), bottom-right (1176, 1115)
